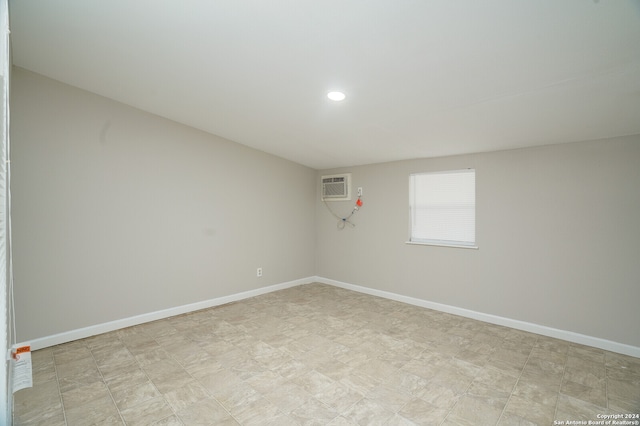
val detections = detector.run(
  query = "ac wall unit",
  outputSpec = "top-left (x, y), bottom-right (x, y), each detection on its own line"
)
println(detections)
top-left (321, 173), bottom-right (351, 201)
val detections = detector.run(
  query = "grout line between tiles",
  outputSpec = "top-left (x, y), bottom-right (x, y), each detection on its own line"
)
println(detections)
top-left (88, 342), bottom-right (127, 425)
top-left (604, 363), bottom-right (609, 411)
top-left (52, 349), bottom-right (69, 426)
top-left (134, 335), bottom-right (181, 425)
top-left (553, 343), bottom-right (569, 422)
top-left (493, 335), bottom-right (537, 426)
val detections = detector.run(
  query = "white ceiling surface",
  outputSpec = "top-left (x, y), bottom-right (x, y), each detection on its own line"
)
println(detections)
top-left (9, 1), bottom-right (640, 170)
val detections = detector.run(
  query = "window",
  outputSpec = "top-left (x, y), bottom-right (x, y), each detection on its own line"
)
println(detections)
top-left (409, 169), bottom-right (476, 248)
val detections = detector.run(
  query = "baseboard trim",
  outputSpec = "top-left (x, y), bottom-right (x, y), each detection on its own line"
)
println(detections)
top-left (26, 276), bottom-right (639, 358)
top-left (314, 276), bottom-right (640, 358)
top-left (28, 277), bottom-right (315, 350)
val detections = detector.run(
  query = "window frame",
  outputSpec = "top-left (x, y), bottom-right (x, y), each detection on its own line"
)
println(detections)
top-left (407, 169), bottom-right (478, 249)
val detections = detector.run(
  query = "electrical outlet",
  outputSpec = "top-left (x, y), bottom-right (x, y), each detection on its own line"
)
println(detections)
top-left (357, 187), bottom-right (363, 197)
top-left (256, 267), bottom-right (263, 277)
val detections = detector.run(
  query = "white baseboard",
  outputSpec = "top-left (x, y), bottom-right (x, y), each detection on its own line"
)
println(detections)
top-left (26, 276), bottom-right (639, 358)
top-left (28, 277), bottom-right (315, 351)
top-left (314, 276), bottom-right (640, 358)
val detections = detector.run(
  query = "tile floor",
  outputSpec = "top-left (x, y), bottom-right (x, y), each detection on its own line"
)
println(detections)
top-left (13, 283), bottom-right (640, 425)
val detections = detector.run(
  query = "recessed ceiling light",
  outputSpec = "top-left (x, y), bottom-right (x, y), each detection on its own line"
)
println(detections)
top-left (327, 91), bottom-right (346, 101)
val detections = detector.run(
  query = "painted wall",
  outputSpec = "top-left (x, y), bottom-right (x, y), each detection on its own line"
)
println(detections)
top-left (316, 137), bottom-right (640, 348)
top-left (10, 66), bottom-right (640, 351)
top-left (11, 68), bottom-right (316, 341)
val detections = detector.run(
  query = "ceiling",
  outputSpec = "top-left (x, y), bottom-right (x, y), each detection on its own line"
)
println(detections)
top-left (8, 1), bottom-right (640, 170)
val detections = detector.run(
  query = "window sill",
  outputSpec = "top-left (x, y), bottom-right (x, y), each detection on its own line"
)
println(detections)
top-left (405, 241), bottom-right (478, 250)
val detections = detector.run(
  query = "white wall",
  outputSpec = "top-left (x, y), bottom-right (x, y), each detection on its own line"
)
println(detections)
top-left (10, 66), bottom-right (640, 354)
top-left (316, 137), bottom-right (640, 349)
top-left (11, 67), bottom-right (316, 342)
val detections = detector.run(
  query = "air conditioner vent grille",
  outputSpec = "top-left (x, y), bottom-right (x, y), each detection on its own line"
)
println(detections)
top-left (321, 173), bottom-right (351, 201)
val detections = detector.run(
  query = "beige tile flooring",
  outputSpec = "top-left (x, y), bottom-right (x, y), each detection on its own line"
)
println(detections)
top-left (13, 283), bottom-right (640, 425)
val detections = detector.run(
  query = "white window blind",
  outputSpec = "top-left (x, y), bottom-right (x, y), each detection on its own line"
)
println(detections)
top-left (409, 169), bottom-right (476, 248)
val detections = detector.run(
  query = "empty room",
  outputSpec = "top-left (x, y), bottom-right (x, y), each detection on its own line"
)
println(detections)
top-left (2, 0), bottom-right (640, 425)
